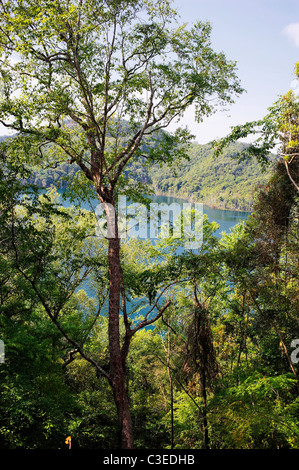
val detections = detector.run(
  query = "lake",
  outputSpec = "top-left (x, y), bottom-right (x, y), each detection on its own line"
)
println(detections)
top-left (148, 194), bottom-right (250, 237)
top-left (56, 190), bottom-right (251, 309)
top-left (59, 190), bottom-right (250, 238)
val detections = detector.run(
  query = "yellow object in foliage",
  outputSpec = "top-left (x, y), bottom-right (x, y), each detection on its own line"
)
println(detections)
top-left (65, 436), bottom-right (71, 445)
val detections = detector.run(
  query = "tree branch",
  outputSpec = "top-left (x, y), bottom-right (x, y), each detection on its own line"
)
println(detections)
top-left (131, 299), bottom-right (171, 335)
top-left (283, 158), bottom-right (299, 192)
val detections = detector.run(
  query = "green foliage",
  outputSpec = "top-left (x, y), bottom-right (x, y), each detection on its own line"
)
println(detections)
top-left (16, 139), bottom-right (273, 211)
top-left (210, 370), bottom-right (299, 449)
top-left (0, 1), bottom-right (298, 451)
top-left (0, 154), bottom-right (111, 448)
top-left (1, 148), bottom-right (299, 449)
top-left (0, 0), bottom-right (243, 206)
top-left (148, 141), bottom-right (272, 211)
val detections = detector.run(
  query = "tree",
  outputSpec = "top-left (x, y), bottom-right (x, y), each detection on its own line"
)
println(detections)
top-left (0, 156), bottom-right (109, 448)
top-left (212, 58), bottom-right (299, 391)
top-left (0, 0), bottom-right (243, 448)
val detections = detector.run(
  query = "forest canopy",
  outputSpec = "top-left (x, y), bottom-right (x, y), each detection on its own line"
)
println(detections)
top-left (0, 0), bottom-right (298, 452)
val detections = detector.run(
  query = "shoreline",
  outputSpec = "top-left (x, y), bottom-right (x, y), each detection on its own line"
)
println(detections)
top-left (38, 184), bottom-right (253, 214)
top-left (152, 190), bottom-right (253, 214)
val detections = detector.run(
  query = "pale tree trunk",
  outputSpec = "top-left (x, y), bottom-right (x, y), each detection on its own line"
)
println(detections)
top-left (200, 368), bottom-right (209, 449)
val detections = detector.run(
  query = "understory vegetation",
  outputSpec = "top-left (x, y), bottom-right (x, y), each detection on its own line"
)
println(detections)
top-left (0, 0), bottom-right (298, 450)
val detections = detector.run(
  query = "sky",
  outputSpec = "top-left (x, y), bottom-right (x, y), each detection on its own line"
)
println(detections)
top-left (172, 0), bottom-right (299, 143)
top-left (0, 0), bottom-right (298, 144)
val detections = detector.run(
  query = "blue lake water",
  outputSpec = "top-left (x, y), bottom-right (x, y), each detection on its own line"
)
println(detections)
top-left (148, 194), bottom-right (250, 237)
top-left (57, 190), bottom-right (250, 238)
top-left (52, 190), bottom-right (251, 320)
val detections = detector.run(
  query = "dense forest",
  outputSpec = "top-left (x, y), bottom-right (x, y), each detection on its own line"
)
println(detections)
top-left (143, 141), bottom-right (273, 211)
top-left (1, 145), bottom-right (298, 450)
top-left (0, 0), bottom-right (298, 452)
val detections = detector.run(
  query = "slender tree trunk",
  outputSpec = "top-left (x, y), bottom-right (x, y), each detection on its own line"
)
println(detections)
top-left (200, 368), bottom-right (209, 449)
top-left (167, 326), bottom-right (174, 449)
top-left (106, 203), bottom-right (134, 449)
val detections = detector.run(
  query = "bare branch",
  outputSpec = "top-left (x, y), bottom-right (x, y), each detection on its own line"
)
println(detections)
top-left (131, 299), bottom-right (171, 335)
top-left (283, 158), bottom-right (299, 192)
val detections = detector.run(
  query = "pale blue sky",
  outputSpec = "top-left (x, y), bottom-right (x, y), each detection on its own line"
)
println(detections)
top-left (173, 0), bottom-right (299, 143)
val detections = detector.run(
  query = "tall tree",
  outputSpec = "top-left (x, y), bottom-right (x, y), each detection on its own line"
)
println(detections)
top-left (0, 0), bottom-right (243, 448)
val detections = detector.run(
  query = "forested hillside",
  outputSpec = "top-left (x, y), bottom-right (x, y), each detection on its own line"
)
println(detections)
top-left (148, 141), bottom-right (273, 211)
top-left (0, 0), bottom-right (298, 454)
top-left (24, 141), bottom-right (273, 211)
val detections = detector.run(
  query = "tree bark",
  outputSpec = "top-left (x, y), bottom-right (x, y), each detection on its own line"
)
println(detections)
top-left (105, 203), bottom-right (134, 449)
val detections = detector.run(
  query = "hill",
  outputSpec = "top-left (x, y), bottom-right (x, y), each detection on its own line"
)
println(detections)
top-left (1, 132), bottom-right (274, 211)
top-left (128, 141), bottom-right (274, 211)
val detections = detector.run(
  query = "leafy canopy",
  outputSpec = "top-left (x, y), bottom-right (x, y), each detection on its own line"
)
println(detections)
top-left (0, 0), bottom-right (243, 201)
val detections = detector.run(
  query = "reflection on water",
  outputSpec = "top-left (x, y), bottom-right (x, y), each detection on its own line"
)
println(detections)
top-left (56, 189), bottom-right (250, 237)
top-left (52, 190), bottom-right (251, 305)
top-left (149, 194), bottom-right (250, 237)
